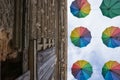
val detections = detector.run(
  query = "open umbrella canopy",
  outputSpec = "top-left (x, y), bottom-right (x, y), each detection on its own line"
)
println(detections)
top-left (100, 0), bottom-right (120, 18)
top-left (71, 60), bottom-right (93, 80)
top-left (70, 0), bottom-right (91, 18)
top-left (102, 26), bottom-right (120, 48)
top-left (102, 61), bottom-right (120, 80)
top-left (70, 26), bottom-right (92, 48)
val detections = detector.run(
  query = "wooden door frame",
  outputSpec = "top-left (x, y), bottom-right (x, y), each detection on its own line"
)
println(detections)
top-left (27, 0), bottom-right (68, 80)
top-left (15, 0), bottom-right (31, 79)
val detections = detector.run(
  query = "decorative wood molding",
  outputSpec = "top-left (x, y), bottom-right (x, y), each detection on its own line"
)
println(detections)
top-left (56, 0), bottom-right (67, 80)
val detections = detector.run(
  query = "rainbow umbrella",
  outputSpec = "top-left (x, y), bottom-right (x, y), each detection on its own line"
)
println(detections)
top-left (100, 0), bottom-right (120, 18)
top-left (102, 61), bottom-right (120, 80)
top-left (70, 27), bottom-right (91, 48)
top-left (71, 60), bottom-right (93, 80)
top-left (102, 26), bottom-right (120, 48)
top-left (70, 0), bottom-right (91, 18)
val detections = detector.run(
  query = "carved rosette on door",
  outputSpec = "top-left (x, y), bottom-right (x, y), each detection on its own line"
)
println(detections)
top-left (0, 27), bottom-right (18, 61)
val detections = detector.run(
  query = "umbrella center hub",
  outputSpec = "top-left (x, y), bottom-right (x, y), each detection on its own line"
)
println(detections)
top-left (107, 7), bottom-right (110, 10)
top-left (80, 68), bottom-right (82, 70)
top-left (110, 36), bottom-right (113, 38)
top-left (80, 36), bottom-right (84, 38)
top-left (109, 69), bottom-right (112, 71)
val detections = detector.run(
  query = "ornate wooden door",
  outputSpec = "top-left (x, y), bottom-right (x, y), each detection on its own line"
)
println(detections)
top-left (0, 0), bottom-right (30, 80)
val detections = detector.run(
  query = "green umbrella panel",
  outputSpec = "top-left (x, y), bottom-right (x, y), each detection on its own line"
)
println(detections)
top-left (100, 0), bottom-right (120, 18)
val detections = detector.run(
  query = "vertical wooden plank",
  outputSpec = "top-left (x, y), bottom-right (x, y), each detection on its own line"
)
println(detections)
top-left (28, 40), bottom-right (37, 80)
top-left (45, 0), bottom-right (48, 38)
top-left (46, 0), bottom-right (48, 38)
top-left (41, 1), bottom-right (44, 37)
top-left (43, 0), bottom-right (46, 38)
top-left (51, 0), bottom-right (54, 39)
top-left (28, 40), bottom-right (34, 80)
top-left (22, 0), bottom-right (34, 74)
top-left (37, 0), bottom-right (42, 39)
top-left (14, 0), bottom-right (22, 50)
top-left (47, 0), bottom-right (50, 38)
top-left (54, 0), bottom-right (59, 79)
top-left (0, 62), bottom-right (2, 80)
top-left (33, 40), bottom-right (37, 80)
top-left (29, 0), bottom-right (38, 79)
top-left (51, 0), bottom-right (55, 39)
top-left (49, 0), bottom-right (52, 38)
top-left (55, 0), bottom-right (67, 80)
top-left (53, 0), bottom-right (56, 39)
top-left (30, 0), bottom-right (37, 39)
top-left (51, 0), bottom-right (53, 38)
top-left (63, 0), bottom-right (67, 80)
top-left (15, 0), bottom-right (24, 51)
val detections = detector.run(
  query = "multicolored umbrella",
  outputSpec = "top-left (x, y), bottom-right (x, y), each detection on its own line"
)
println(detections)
top-left (70, 0), bottom-right (91, 18)
top-left (71, 60), bottom-right (93, 80)
top-left (102, 60), bottom-right (120, 80)
top-left (100, 0), bottom-right (120, 18)
top-left (70, 27), bottom-right (91, 48)
top-left (102, 26), bottom-right (120, 48)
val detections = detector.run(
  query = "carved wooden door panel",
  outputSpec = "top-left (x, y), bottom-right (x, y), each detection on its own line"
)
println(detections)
top-left (0, 0), bottom-right (22, 79)
top-left (0, 0), bottom-right (30, 80)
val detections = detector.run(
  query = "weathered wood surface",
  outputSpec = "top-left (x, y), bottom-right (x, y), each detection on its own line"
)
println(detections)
top-left (15, 71), bottom-right (30, 80)
top-left (38, 55), bottom-right (56, 80)
top-left (37, 48), bottom-right (56, 80)
top-left (37, 47), bottom-right (55, 65)
top-left (40, 66), bottom-right (55, 80)
top-left (0, 0), bottom-right (24, 80)
top-left (0, 0), bottom-right (15, 28)
top-left (55, 0), bottom-right (67, 80)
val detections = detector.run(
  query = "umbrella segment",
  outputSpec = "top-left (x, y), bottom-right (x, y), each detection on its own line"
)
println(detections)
top-left (102, 26), bottom-right (120, 48)
top-left (70, 26), bottom-right (92, 48)
top-left (70, 0), bottom-right (91, 18)
top-left (71, 60), bottom-right (93, 80)
top-left (100, 0), bottom-right (120, 18)
top-left (102, 60), bottom-right (120, 80)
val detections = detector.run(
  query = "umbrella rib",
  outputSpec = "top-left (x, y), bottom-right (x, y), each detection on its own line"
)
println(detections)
top-left (101, 8), bottom-right (120, 10)
top-left (111, 9), bottom-right (120, 15)
top-left (110, 38), bottom-right (118, 47)
top-left (111, 70), bottom-right (120, 77)
top-left (81, 38), bottom-right (89, 45)
top-left (109, 1), bottom-right (120, 9)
